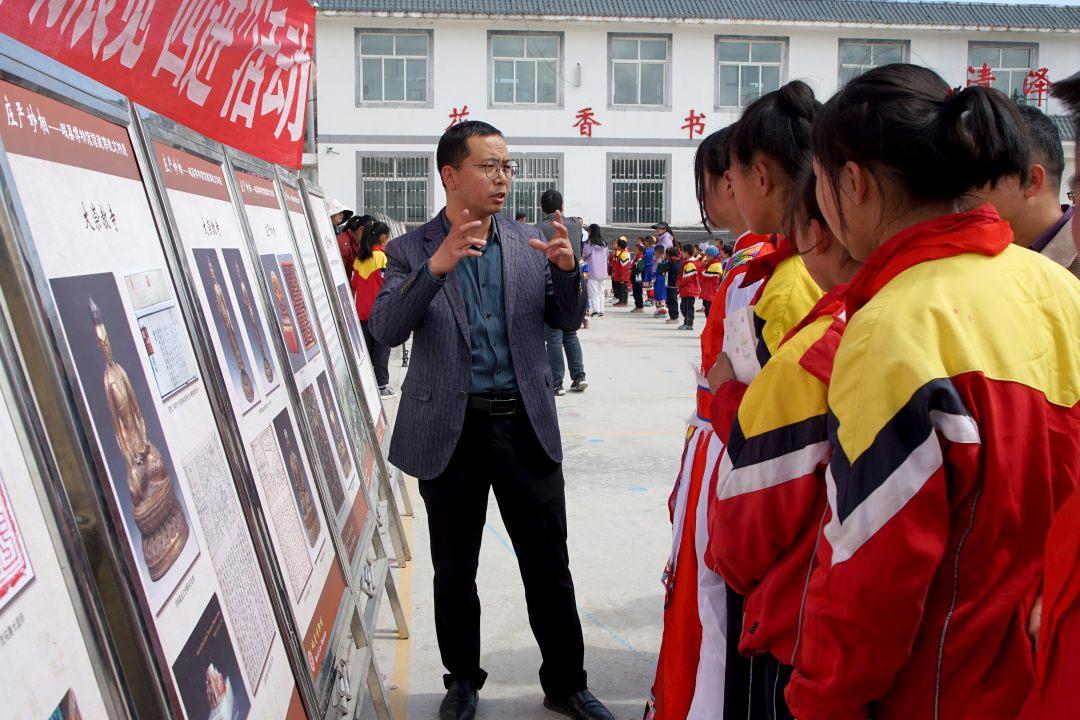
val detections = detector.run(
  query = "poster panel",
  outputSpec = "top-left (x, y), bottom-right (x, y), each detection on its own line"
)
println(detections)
top-left (280, 182), bottom-right (374, 559)
top-left (235, 169), bottom-right (367, 568)
top-left (0, 369), bottom-right (114, 717)
top-left (305, 192), bottom-right (391, 449)
top-left (147, 139), bottom-right (349, 688)
top-left (0, 79), bottom-right (299, 717)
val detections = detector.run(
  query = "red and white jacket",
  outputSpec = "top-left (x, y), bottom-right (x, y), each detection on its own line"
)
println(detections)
top-left (678, 257), bottom-right (702, 298)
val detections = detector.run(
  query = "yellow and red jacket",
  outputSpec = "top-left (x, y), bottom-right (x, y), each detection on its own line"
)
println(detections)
top-left (677, 257), bottom-right (702, 298)
top-left (707, 285), bottom-right (847, 665)
top-left (351, 246), bottom-right (387, 321)
top-left (786, 207), bottom-right (1080, 720)
top-left (611, 248), bottom-right (633, 283)
top-left (699, 260), bottom-right (724, 303)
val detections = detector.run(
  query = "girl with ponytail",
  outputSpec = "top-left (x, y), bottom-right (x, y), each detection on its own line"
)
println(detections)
top-left (786, 64), bottom-right (1080, 720)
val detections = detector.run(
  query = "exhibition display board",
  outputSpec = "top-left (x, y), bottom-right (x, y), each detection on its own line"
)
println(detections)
top-left (0, 300), bottom-right (129, 718)
top-left (0, 34), bottom-right (405, 720)
top-left (133, 112), bottom-right (368, 719)
top-left (298, 179), bottom-right (414, 552)
top-left (223, 153), bottom-right (392, 718)
top-left (0, 74), bottom-right (305, 718)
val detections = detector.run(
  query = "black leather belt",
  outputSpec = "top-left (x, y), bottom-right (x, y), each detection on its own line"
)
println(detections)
top-left (468, 394), bottom-right (519, 416)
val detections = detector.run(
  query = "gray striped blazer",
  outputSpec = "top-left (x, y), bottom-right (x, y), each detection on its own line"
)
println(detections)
top-left (368, 211), bottom-right (585, 480)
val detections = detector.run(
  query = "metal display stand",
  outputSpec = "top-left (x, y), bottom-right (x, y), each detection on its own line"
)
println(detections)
top-left (297, 179), bottom-right (416, 540)
top-left (286, 173), bottom-right (412, 564)
top-left (129, 107), bottom-right (376, 719)
top-left (221, 147), bottom-right (395, 720)
top-left (0, 38), bottom-right (313, 719)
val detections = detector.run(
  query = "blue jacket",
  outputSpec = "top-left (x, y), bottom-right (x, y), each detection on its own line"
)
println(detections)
top-left (643, 246), bottom-right (656, 282)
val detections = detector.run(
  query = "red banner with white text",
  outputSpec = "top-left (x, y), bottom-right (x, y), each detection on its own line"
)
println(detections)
top-left (0, 0), bottom-right (314, 168)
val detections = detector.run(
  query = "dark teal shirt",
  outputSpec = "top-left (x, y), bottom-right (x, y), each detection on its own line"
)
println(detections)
top-left (439, 211), bottom-right (518, 394)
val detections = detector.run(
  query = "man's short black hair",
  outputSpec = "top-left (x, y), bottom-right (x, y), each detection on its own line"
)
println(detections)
top-left (436, 120), bottom-right (503, 176)
top-left (1016, 104), bottom-right (1064, 190)
top-left (515, 212), bottom-right (527, 221)
top-left (540, 189), bottom-right (564, 215)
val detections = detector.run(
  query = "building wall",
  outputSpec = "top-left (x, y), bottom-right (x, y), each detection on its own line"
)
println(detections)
top-left (315, 14), bottom-right (1079, 227)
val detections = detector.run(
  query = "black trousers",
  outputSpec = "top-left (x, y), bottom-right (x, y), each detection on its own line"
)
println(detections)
top-left (632, 280), bottom-right (644, 308)
top-left (762, 654), bottom-right (795, 720)
top-left (360, 319), bottom-right (391, 387)
top-left (666, 287), bottom-right (680, 321)
top-left (724, 587), bottom-right (768, 720)
top-left (703, 300), bottom-right (712, 318)
top-left (418, 405), bottom-right (587, 697)
top-left (680, 296), bottom-right (696, 327)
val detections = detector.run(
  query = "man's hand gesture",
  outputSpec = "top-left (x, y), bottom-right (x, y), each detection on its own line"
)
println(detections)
top-left (528, 210), bottom-right (576, 272)
top-left (429, 209), bottom-right (485, 277)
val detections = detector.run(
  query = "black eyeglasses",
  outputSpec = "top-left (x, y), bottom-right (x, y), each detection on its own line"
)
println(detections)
top-left (462, 160), bottom-right (519, 180)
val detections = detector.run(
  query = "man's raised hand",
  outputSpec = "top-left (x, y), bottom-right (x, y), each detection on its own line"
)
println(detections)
top-left (528, 210), bottom-right (576, 272)
top-left (429, 208), bottom-right (485, 277)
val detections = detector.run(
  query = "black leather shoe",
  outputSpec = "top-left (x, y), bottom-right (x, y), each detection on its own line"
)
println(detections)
top-left (440, 681), bottom-right (478, 720)
top-left (543, 688), bottom-right (614, 720)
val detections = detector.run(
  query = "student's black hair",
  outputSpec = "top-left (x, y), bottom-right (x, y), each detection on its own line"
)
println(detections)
top-left (616, 237), bottom-right (628, 249)
top-left (540, 189), bottom-right (564, 214)
top-left (436, 120), bottom-right (503, 180)
top-left (587, 223), bottom-right (606, 247)
top-left (1051, 71), bottom-right (1080, 136)
top-left (781, 169), bottom-right (826, 241)
top-left (665, 246), bottom-right (679, 258)
top-left (812, 64), bottom-right (1029, 230)
top-left (1016, 104), bottom-right (1064, 189)
top-left (515, 212), bottom-right (528, 221)
top-left (354, 219), bottom-right (390, 262)
top-left (729, 80), bottom-right (821, 180)
top-left (694, 123), bottom-right (737, 232)
top-left (681, 243), bottom-right (694, 254)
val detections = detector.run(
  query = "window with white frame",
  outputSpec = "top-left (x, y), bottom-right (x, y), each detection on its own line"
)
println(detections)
top-left (609, 156), bottom-right (667, 225)
top-left (357, 31), bottom-right (431, 104)
top-left (609, 35), bottom-right (670, 107)
top-left (359, 156), bottom-right (430, 226)
top-left (502, 156), bottom-right (561, 224)
top-left (968, 43), bottom-right (1038, 101)
top-left (715, 37), bottom-right (785, 109)
top-left (490, 34), bottom-right (560, 106)
top-left (839, 40), bottom-right (908, 85)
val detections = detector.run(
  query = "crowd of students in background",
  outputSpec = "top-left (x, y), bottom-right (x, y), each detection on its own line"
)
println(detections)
top-left (649, 64), bottom-right (1080, 720)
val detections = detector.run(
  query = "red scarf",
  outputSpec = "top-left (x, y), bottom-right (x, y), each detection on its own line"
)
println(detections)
top-left (845, 205), bottom-right (1013, 316)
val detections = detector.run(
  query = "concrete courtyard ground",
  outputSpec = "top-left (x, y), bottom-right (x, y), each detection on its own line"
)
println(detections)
top-left (370, 300), bottom-right (706, 720)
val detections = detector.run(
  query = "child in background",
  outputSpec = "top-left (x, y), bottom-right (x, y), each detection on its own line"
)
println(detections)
top-left (700, 245), bottom-right (723, 317)
top-left (653, 250), bottom-right (669, 317)
top-left (612, 238), bottom-right (633, 306)
top-left (581, 259), bottom-right (591, 329)
top-left (664, 246), bottom-right (681, 324)
top-left (631, 239), bottom-right (647, 312)
top-left (644, 236), bottom-right (657, 306)
top-left (677, 242), bottom-right (702, 330)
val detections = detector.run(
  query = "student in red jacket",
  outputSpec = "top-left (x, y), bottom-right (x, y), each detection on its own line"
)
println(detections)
top-left (698, 245), bottom-right (722, 317)
top-left (611, 237), bottom-right (633, 306)
top-left (786, 64), bottom-right (1080, 720)
top-left (348, 217), bottom-right (394, 396)
top-left (676, 243), bottom-right (702, 330)
top-left (707, 170), bottom-right (861, 719)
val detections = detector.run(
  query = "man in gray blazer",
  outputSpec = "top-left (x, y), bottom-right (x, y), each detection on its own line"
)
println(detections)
top-left (369, 121), bottom-right (613, 720)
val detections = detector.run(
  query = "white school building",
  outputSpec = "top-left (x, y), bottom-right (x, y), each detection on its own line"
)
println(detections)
top-left (310, 0), bottom-right (1080, 231)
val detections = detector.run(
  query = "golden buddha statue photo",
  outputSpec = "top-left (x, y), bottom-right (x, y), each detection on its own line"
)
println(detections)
top-left (208, 259), bottom-right (254, 403)
top-left (234, 258), bottom-right (273, 384)
top-left (281, 424), bottom-right (320, 546)
top-left (270, 270), bottom-right (299, 354)
top-left (91, 296), bottom-right (189, 581)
